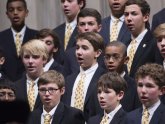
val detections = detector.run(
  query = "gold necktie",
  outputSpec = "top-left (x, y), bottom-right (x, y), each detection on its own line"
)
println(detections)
top-left (74, 73), bottom-right (86, 111)
top-left (127, 40), bottom-right (136, 73)
top-left (44, 114), bottom-right (52, 124)
top-left (100, 114), bottom-right (109, 124)
top-left (64, 24), bottom-right (72, 50)
top-left (142, 108), bottom-right (149, 124)
top-left (15, 33), bottom-right (22, 56)
top-left (27, 80), bottom-right (35, 111)
top-left (110, 19), bottom-right (119, 42)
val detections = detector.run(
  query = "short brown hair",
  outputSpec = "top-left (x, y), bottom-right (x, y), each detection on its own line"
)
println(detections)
top-left (135, 63), bottom-right (165, 88)
top-left (97, 72), bottom-right (127, 94)
top-left (38, 70), bottom-right (65, 89)
top-left (76, 32), bottom-right (104, 51)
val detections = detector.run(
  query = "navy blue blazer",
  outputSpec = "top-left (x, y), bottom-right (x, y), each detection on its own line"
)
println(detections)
top-left (87, 108), bottom-right (126, 124)
top-left (0, 27), bottom-right (37, 81)
top-left (62, 66), bottom-right (105, 121)
top-left (53, 23), bottom-right (78, 65)
top-left (48, 60), bottom-right (64, 75)
top-left (15, 74), bottom-right (42, 111)
top-left (28, 102), bottom-right (85, 124)
top-left (124, 103), bottom-right (165, 124)
top-left (63, 47), bottom-right (106, 76)
top-left (126, 30), bottom-right (162, 78)
top-left (122, 74), bottom-right (141, 112)
top-left (152, 8), bottom-right (165, 31)
top-left (100, 16), bottom-right (131, 45)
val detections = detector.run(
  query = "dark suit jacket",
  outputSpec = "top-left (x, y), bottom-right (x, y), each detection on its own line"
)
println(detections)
top-left (62, 66), bottom-right (105, 121)
top-left (100, 16), bottom-right (131, 45)
top-left (121, 74), bottom-right (141, 112)
top-left (152, 8), bottom-right (165, 31)
top-left (126, 30), bottom-right (162, 78)
top-left (15, 74), bottom-right (42, 111)
top-left (48, 59), bottom-right (64, 75)
top-left (0, 27), bottom-right (37, 81)
top-left (28, 102), bottom-right (85, 124)
top-left (87, 108), bottom-right (126, 124)
top-left (53, 23), bottom-right (78, 65)
top-left (63, 47), bottom-right (106, 76)
top-left (124, 103), bottom-right (165, 124)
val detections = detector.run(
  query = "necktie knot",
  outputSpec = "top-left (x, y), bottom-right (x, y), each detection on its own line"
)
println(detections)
top-left (44, 114), bottom-right (52, 124)
top-left (100, 114), bottom-right (109, 124)
top-left (114, 19), bottom-right (119, 25)
top-left (142, 108), bottom-right (149, 124)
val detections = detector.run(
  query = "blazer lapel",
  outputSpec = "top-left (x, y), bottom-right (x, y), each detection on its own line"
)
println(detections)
top-left (150, 103), bottom-right (165, 124)
top-left (131, 31), bottom-right (150, 71)
top-left (52, 102), bottom-right (65, 124)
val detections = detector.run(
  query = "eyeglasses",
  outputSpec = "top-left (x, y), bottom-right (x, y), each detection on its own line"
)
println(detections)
top-left (38, 88), bottom-right (60, 95)
top-left (104, 54), bottom-right (123, 61)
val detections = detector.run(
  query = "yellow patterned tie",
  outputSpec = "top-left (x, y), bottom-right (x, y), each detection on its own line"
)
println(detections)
top-left (110, 19), bottom-right (119, 42)
top-left (100, 114), bottom-right (109, 124)
top-left (142, 108), bottom-right (149, 124)
top-left (15, 33), bottom-right (22, 56)
top-left (27, 80), bottom-right (35, 111)
top-left (127, 40), bottom-right (136, 73)
top-left (64, 24), bottom-right (72, 50)
top-left (44, 114), bottom-right (52, 124)
top-left (74, 73), bottom-right (86, 111)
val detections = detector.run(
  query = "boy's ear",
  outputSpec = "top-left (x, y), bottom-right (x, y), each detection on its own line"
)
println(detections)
top-left (95, 49), bottom-right (102, 58)
top-left (124, 56), bottom-right (129, 64)
top-left (60, 87), bottom-right (65, 95)
top-left (53, 47), bottom-right (58, 53)
top-left (117, 91), bottom-right (124, 101)
top-left (0, 57), bottom-right (5, 65)
top-left (160, 86), bottom-right (165, 95)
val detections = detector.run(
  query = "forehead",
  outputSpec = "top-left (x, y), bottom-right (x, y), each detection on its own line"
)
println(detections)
top-left (105, 46), bottom-right (123, 54)
top-left (76, 39), bottom-right (93, 47)
top-left (137, 76), bottom-right (156, 85)
top-left (125, 4), bottom-right (141, 13)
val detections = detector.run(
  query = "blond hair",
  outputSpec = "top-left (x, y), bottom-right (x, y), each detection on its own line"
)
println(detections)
top-left (20, 39), bottom-right (48, 61)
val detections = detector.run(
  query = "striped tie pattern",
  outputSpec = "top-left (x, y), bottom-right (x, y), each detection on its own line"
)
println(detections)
top-left (110, 19), bottom-right (119, 42)
top-left (64, 24), bottom-right (72, 50)
top-left (27, 80), bottom-right (35, 111)
top-left (127, 40), bottom-right (136, 73)
top-left (15, 33), bottom-right (22, 56)
top-left (74, 73), bottom-right (86, 111)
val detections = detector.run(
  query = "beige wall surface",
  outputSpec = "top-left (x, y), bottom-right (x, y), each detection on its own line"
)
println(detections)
top-left (0, 0), bottom-right (164, 31)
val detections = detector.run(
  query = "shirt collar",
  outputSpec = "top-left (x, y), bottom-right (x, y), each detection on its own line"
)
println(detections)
top-left (43, 103), bottom-right (59, 117)
top-left (111, 15), bottom-right (124, 22)
top-left (143, 100), bottom-right (161, 117)
top-left (66, 18), bottom-right (77, 29)
top-left (106, 104), bottom-right (122, 119)
top-left (26, 75), bottom-right (39, 85)
top-left (80, 63), bottom-right (98, 75)
top-left (132, 29), bottom-right (148, 43)
top-left (11, 25), bottom-right (26, 37)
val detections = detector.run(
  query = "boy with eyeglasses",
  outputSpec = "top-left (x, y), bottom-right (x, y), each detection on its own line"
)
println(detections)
top-left (28, 70), bottom-right (85, 124)
top-left (104, 41), bottom-right (140, 112)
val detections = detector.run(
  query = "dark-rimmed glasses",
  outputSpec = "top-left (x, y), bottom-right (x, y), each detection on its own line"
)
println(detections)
top-left (38, 88), bottom-right (60, 95)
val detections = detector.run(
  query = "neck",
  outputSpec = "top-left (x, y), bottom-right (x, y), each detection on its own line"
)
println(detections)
top-left (12, 23), bottom-right (25, 32)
